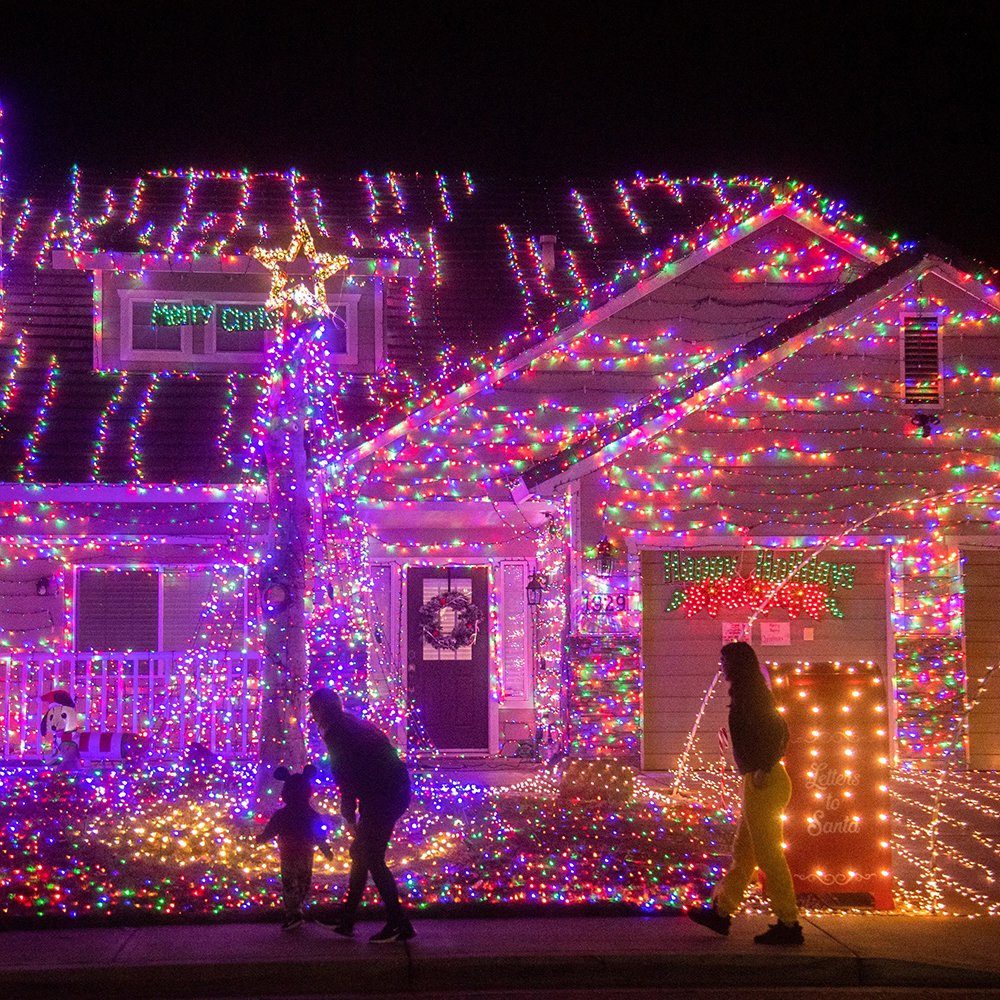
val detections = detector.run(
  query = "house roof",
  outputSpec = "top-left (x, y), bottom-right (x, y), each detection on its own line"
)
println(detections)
top-left (512, 248), bottom-right (1000, 497)
top-left (0, 166), bottom-right (953, 487)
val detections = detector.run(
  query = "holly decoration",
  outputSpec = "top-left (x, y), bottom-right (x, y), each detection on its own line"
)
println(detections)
top-left (666, 575), bottom-right (843, 620)
top-left (418, 591), bottom-right (484, 650)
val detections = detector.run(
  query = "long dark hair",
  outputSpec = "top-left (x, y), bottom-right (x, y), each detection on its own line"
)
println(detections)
top-left (720, 641), bottom-right (774, 711)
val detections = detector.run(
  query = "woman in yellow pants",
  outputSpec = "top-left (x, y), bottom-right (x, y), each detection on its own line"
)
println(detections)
top-left (689, 641), bottom-right (803, 945)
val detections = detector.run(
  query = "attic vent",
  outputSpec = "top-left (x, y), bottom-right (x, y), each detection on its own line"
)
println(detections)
top-left (901, 314), bottom-right (942, 406)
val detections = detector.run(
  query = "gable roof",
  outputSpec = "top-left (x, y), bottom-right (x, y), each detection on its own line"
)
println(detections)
top-left (511, 248), bottom-right (1000, 498)
top-left (346, 197), bottom-right (893, 462)
top-left (0, 167), bottom-right (965, 487)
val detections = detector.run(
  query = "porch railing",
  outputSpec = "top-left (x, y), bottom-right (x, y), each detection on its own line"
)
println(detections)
top-left (0, 651), bottom-right (261, 760)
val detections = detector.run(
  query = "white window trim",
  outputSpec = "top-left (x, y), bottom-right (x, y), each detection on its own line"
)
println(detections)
top-left (72, 564), bottom-right (248, 652)
top-left (899, 311), bottom-right (943, 409)
top-left (119, 289), bottom-right (362, 367)
top-left (119, 289), bottom-right (194, 363)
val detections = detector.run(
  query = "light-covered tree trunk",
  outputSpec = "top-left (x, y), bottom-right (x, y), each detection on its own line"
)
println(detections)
top-left (253, 344), bottom-right (310, 810)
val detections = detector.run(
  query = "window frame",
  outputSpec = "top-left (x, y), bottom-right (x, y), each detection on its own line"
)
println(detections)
top-left (119, 288), bottom-right (362, 367)
top-left (899, 311), bottom-right (944, 409)
top-left (73, 564), bottom-right (249, 653)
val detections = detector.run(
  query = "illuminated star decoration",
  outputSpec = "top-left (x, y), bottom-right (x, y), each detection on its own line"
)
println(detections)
top-left (250, 218), bottom-right (349, 319)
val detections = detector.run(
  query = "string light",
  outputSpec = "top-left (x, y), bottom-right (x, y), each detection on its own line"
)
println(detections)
top-left (2, 145), bottom-right (1000, 925)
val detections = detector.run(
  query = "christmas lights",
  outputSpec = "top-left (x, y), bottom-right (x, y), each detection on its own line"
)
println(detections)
top-left (435, 172), bottom-right (453, 222)
top-left (771, 660), bottom-right (893, 909)
top-left (1, 150), bottom-right (999, 934)
top-left (570, 189), bottom-right (598, 244)
top-left (666, 574), bottom-right (844, 620)
top-left (16, 354), bottom-right (59, 480)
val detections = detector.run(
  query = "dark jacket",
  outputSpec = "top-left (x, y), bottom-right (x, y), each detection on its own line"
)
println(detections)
top-left (322, 712), bottom-right (410, 823)
top-left (259, 804), bottom-right (330, 857)
top-left (728, 698), bottom-right (789, 776)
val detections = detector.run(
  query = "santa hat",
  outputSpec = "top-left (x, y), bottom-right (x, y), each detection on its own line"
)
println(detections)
top-left (41, 689), bottom-right (76, 708)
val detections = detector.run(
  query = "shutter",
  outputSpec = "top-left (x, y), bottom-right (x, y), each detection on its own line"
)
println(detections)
top-left (902, 315), bottom-right (941, 406)
top-left (76, 569), bottom-right (158, 651)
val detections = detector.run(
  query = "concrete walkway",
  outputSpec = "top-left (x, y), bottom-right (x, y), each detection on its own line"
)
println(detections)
top-left (1, 914), bottom-right (999, 998)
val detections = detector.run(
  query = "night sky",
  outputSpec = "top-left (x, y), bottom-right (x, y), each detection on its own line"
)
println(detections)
top-left (2, 6), bottom-right (997, 261)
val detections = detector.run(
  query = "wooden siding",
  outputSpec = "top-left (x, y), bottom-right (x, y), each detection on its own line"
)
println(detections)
top-left (585, 272), bottom-right (1000, 545)
top-left (640, 548), bottom-right (888, 771)
top-left (961, 548), bottom-right (1000, 769)
top-left (364, 216), bottom-right (864, 503)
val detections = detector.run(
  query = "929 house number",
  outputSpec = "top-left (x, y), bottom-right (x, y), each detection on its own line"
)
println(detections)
top-left (580, 592), bottom-right (637, 614)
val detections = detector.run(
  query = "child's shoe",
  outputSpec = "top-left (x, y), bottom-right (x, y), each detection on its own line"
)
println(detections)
top-left (687, 902), bottom-right (731, 936)
top-left (281, 915), bottom-right (305, 931)
top-left (754, 921), bottom-right (805, 946)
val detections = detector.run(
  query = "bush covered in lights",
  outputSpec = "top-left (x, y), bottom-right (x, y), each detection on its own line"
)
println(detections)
top-left (0, 758), bottom-right (731, 925)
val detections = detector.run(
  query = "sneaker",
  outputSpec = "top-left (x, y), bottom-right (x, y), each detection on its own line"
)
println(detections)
top-left (687, 903), bottom-right (731, 936)
top-left (754, 921), bottom-right (805, 946)
top-left (317, 917), bottom-right (355, 938)
top-left (369, 919), bottom-right (415, 943)
top-left (280, 916), bottom-right (305, 931)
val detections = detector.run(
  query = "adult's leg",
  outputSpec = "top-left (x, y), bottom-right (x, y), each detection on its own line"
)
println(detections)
top-left (357, 806), bottom-right (405, 924)
top-left (712, 781), bottom-right (759, 918)
top-left (341, 835), bottom-right (369, 918)
top-left (743, 763), bottom-right (798, 925)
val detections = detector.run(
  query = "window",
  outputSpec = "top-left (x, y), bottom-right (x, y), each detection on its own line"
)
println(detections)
top-left (75, 567), bottom-right (246, 652)
top-left (214, 302), bottom-right (275, 355)
top-left (119, 288), bottom-right (360, 367)
top-left (130, 300), bottom-right (187, 353)
top-left (76, 569), bottom-right (158, 651)
top-left (901, 314), bottom-right (942, 406)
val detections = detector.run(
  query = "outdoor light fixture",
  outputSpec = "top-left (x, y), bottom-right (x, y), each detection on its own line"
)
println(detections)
top-left (35, 576), bottom-right (52, 597)
top-left (260, 576), bottom-right (292, 615)
top-left (526, 571), bottom-right (549, 607)
top-left (595, 536), bottom-right (617, 578)
top-left (911, 412), bottom-right (941, 439)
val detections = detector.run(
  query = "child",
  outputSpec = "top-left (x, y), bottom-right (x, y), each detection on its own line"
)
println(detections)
top-left (257, 764), bottom-right (333, 930)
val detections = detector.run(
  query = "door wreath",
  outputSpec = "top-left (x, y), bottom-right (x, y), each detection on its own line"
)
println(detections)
top-left (418, 590), bottom-right (483, 651)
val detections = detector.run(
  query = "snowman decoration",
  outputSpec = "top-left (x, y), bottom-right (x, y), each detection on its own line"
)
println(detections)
top-left (40, 690), bottom-right (82, 769)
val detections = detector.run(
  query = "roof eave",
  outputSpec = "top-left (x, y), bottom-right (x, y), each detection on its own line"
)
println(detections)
top-left (512, 249), bottom-right (938, 498)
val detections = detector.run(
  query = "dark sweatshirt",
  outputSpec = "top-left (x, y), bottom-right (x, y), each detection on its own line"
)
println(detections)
top-left (728, 698), bottom-right (789, 776)
top-left (259, 804), bottom-right (330, 859)
top-left (321, 712), bottom-right (410, 822)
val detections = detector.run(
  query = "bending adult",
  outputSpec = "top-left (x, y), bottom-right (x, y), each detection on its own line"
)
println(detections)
top-left (309, 688), bottom-right (413, 943)
top-left (689, 641), bottom-right (804, 945)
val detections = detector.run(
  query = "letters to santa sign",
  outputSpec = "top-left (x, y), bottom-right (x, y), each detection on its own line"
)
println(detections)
top-left (770, 660), bottom-right (894, 909)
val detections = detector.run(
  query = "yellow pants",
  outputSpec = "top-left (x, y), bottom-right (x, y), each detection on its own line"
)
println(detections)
top-left (713, 762), bottom-right (799, 925)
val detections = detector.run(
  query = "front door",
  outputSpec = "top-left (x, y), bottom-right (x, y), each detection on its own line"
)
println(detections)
top-left (406, 565), bottom-right (490, 751)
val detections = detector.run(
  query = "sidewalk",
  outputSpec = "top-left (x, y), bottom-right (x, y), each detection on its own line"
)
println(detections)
top-left (2, 914), bottom-right (998, 998)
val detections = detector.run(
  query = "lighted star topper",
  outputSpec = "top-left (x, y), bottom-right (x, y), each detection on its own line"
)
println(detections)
top-left (250, 219), bottom-right (349, 317)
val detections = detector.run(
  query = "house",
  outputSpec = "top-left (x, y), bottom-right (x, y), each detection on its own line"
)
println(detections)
top-left (2, 160), bottom-right (998, 769)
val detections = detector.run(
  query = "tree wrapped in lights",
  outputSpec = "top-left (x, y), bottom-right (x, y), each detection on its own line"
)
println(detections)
top-left (249, 220), bottom-right (348, 806)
